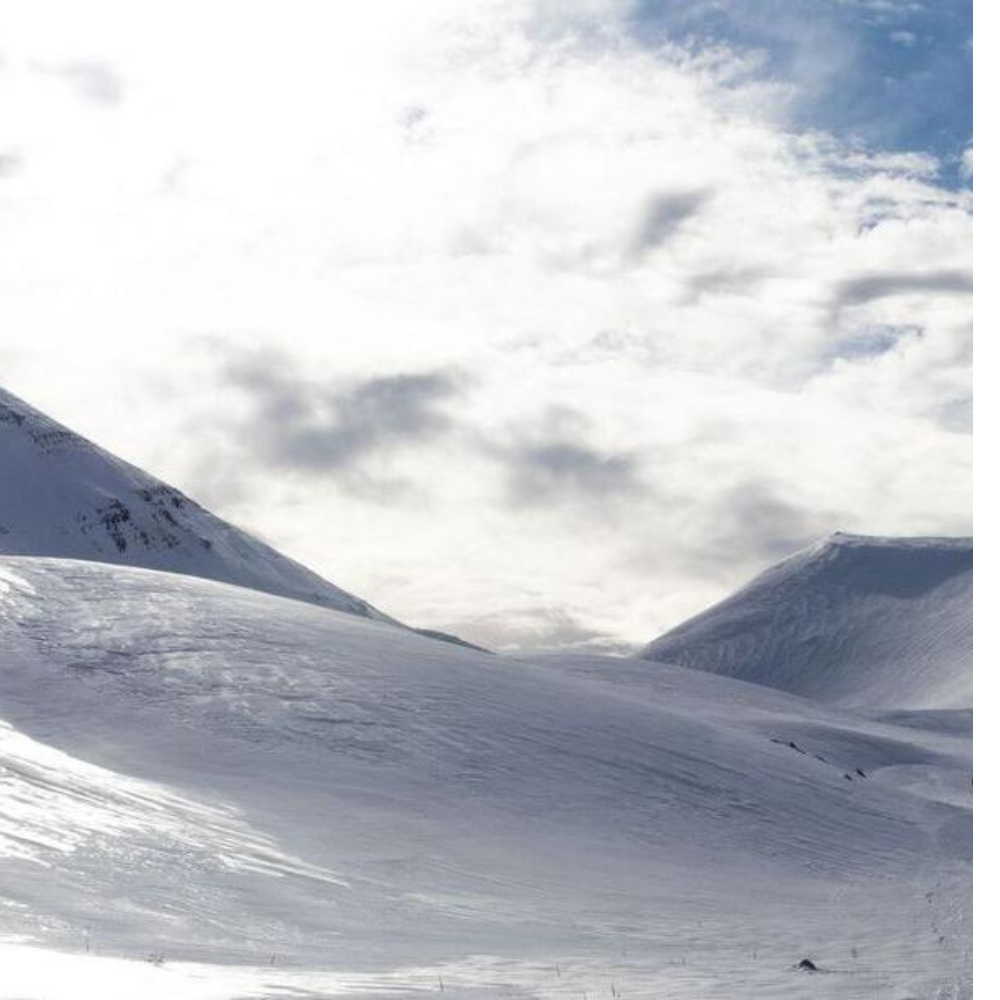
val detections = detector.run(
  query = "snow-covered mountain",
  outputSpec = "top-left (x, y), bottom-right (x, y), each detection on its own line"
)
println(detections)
top-left (0, 556), bottom-right (972, 998)
top-left (0, 385), bottom-right (389, 621)
top-left (0, 387), bottom-right (972, 997)
top-left (642, 532), bottom-right (972, 710)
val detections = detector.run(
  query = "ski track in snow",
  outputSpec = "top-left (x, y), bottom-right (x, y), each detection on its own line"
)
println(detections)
top-left (0, 555), bottom-right (971, 999)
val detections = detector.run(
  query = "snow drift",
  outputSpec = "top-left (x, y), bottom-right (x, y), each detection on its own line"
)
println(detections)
top-left (0, 385), bottom-right (388, 621)
top-left (641, 532), bottom-right (972, 710)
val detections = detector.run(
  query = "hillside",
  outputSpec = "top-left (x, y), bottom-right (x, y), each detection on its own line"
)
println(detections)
top-left (641, 533), bottom-right (972, 710)
top-left (0, 386), bottom-right (388, 621)
top-left (0, 555), bottom-right (972, 998)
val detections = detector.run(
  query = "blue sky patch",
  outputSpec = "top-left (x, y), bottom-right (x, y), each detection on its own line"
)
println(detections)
top-left (627, 0), bottom-right (972, 185)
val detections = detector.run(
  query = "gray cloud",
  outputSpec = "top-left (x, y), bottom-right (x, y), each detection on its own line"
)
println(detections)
top-left (932, 393), bottom-right (972, 435)
top-left (504, 440), bottom-right (643, 507)
top-left (706, 481), bottom-right (834, 568)
top-left (490, 406), bottom-right (648, 509)
top-left (623, 478), bottom-right (838, 589)
top-left (681, 266), bottom-right (769, 304)
top-left (829, 324), bottom-right (922, 361)
top-left (833, 269), bottom-right (972, 309)
top-left (630, 190), bottom-right (708, 257)
top-left (222, 351), bottom-right (462, 477)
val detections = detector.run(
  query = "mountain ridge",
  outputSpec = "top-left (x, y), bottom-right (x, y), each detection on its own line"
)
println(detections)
top-left (0, 384), bottom-right (392, 622)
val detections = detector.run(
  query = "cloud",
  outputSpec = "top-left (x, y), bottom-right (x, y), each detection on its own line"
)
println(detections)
top-left (960, 145), bottom-right (973, 180)
top-left (629, 190), bottom-right (709, 257)
top-left (506, 441), bottom-right (642, 506)
top-left (681, 266), bottom-right (769, 304)
top-left (221, 350), bottom-right (462, 479)
top-left (37, 61), bottom-right (124, 105)
top-left (703, 481), bottom-right (836, 570)
top-left (0, 152), bottom-right (22, 178)
top-left (549, 330), bottom-right (665, 367)
top-left (0, 0), bottom-right (971, 651)
top-left (889, 30), bottom-right (917, 48)
top-left (933, 393), bottom-right (972, 435)
top-left (624, 0), bottom-right (971, 172)
top-left (445, 605), bottom-right (630, 655)
top-left (830, 324), bottom-right (920, 360)
top-left (492, 408), bottom-right (645, 509)
top-left (832, 269), bottom-right (972, 310)
top-left (620, 477), bottom-right (838, 587)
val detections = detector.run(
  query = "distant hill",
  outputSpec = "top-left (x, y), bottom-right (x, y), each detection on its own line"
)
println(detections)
top-left (641, 533), bottom-right (972, 710)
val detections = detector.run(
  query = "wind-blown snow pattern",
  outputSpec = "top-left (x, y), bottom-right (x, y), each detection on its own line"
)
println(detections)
top-left (0, 386), bottom-right (388, 621)
top-left (642, 532), bottom-right (972, 710)
top-left (0, 557), bottom-right (971, 998)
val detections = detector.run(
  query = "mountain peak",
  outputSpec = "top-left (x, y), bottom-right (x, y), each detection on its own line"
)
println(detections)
top-left (0, 384), bottom-right (391, 621)
top-left (641, 533), bottom-right (972, 709)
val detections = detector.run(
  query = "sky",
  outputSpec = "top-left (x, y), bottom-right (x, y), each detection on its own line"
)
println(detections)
top-left (0, 0), bottom-right (972, 651)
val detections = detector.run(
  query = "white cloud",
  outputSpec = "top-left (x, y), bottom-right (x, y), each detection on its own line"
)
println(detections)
top-left (961, 144), bottom-right (973, 179)
top-left (0, 0), bottom-right (971, 648)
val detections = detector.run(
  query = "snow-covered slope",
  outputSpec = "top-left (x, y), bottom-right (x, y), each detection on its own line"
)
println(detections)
top-left (642, 533), bottom-right (972, 710)
top-left (0, 556), bottom-right (971, 998)
top-left (0, 386), bottom-right (388, 621)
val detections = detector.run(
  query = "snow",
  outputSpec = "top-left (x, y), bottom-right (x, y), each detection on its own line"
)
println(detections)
top-left (642, 532), bottom-right (972, 710)
top-left (0, 555), bottom-right (971, 998)
top-left (0, 386), bottom-right (389, 622)
top-left (0, 388), bottom-right (973, 997)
